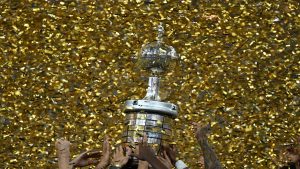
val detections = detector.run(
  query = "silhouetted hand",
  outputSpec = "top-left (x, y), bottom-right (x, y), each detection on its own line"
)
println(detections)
top-left (133, 134), bottom-right (156, 161)
top-left (111, 145), bottom-right (132, 168)
top-left (136, 135), bottom-right (149, 169)
top-left (132, 134), bottom-right (169, 169)
top-left (69, 150), bottom-right (100, 167)
top-left (157, 154), bottom-right (173, 169)
top-left (55, 138), bottom-right (71, 169)
top-left (161, 144), bottom-right (177, 166)
top-left (192, 122), bottom-right (211, 141)
top-left (95, 136), bottom-right (111, 169)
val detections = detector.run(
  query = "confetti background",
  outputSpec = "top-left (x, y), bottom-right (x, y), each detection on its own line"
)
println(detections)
top-left (1, 0), bottom-right (299, 168)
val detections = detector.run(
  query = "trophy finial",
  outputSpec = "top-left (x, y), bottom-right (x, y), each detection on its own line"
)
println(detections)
top-left (138, 23), bottom-right (178, 75)
top-left (157, 22), bottom-right (164, 44)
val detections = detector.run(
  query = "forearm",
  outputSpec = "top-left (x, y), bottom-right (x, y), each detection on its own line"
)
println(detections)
top-left (198, 137), bottom-right (222, 169)
top-left (56, 143), bottom-right (72, 169)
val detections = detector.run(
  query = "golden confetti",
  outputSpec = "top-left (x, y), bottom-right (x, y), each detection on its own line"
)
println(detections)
top-left (0, 0), bottom-right (299, 168)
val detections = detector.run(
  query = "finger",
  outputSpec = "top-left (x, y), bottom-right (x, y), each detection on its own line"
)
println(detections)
top-left (161, 143), bottom-right (167, 150)
top-left (170, 144), bottom-right (177, 151)
top-left (125, 146), bottom-right (132, 156)
top-left (116, 145), bottom-right (121, 154)
top-left (142, 133), bottom-right (148, 145)
top-left (163, 150), bottom-right (171, 163)
top-left (134, 144), bottom-right (139, 155)
top-left (75, 150), bottom-right (92, 158)
top-left (69, 160), bottom-right (76, 165)
top-left (103, 136), bottom-right (110, 152)
top-left (163, 150), bottom-right (168, 159)
top-left (157, 156), bottom-right (164, 163)
top-left (80, 149), bottom-right (93, 155)
top-left (163, 143), bottom-right (171, 152)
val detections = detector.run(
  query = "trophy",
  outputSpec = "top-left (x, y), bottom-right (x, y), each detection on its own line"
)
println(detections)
top-left (122, 23), bottom-right (179, 168)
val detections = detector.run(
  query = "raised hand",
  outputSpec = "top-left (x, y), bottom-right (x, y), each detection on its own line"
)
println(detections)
top-left (111, 145), bottom-right (132, 168)
top-left (161, 144), bottom-right (177, 166)
top-left (192, 122), bottom-right (222, 169)
top-left (157, 156), bottom-right (174, 169)
top-left (133, 134), bottom-right (156, 161)
top-left (132, 133), bottom-right (169, 169)
top-left (55, 138), bottom-right (71, 169)
top-left (95, 136), bottom-right (111, 169)
top-left (136, 134), bottom-right (149, 169)
top-left (192, 122), bottom-right (211, 141)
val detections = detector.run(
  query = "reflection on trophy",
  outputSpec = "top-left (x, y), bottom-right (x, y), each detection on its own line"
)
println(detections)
top-left (122, 23), bottom-right (179, 168)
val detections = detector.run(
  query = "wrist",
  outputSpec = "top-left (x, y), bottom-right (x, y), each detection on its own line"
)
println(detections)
top-left (175, 160), bottom-right (188, 169)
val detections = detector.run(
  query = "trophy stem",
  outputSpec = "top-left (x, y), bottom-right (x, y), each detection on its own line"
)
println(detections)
top-left (143, 77), bottom-right (161, 101)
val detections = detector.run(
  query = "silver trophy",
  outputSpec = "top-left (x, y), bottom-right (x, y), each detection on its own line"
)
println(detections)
top-left (122, 23), bottom-right (179, 167)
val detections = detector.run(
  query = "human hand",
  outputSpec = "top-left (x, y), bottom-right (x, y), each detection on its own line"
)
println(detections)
top-left (111, 145), bottom-right (132, 167)
top-left (55, 138), bottom-right (71, 151)
top-left (95, 136), bottom-right (111, 169)
top-left (192, 122), bottom-right (211, 141)
top-left (161, 144), bottom-right (177, 166)
top-left (132, 134), bottom-right (156, 161)
top-left (285, 146), bottom-right (300, 163)
top-left (136, 135), bottom-right (149, 169)
top-left (55, 138), bottom-right (71, 169)
top-left (69, 150), bottom-right (100, 167)
top-left (133, 134), bottom-right (169, 169)
top-left (157, 151), bottom-right (173, 169)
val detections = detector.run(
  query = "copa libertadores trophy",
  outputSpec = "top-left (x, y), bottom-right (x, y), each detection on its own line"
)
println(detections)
top-left (122, 23), bottom-right (179, 168)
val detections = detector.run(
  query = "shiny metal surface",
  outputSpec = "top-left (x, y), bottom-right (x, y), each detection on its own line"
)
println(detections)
top-left (124, 100), bottom-right (178, 118)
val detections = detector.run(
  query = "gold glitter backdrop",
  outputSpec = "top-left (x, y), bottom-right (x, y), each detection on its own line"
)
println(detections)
top-left (0, 0), bottom-right (299, 168)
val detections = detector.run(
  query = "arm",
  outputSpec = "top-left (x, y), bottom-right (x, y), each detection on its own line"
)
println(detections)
top-left (55, 138), bottom-right (72, 169)
top-left (194, 123), bottom-right (222, 169)
top-left (198, 137), bottom-right (222, 169)
top-left (95, 136), bottom-right (111, 169)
